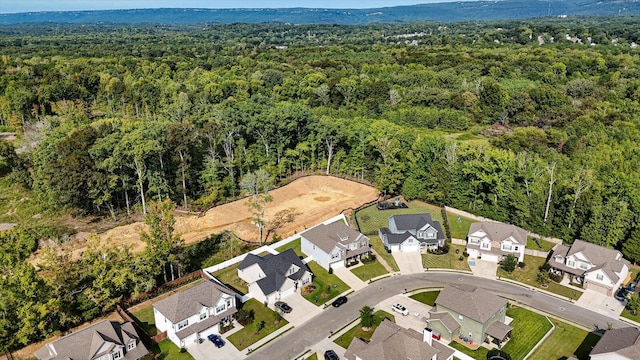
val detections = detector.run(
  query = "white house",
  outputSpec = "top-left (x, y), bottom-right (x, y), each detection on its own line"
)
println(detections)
top-left (549, 239), bottom-right (630, 296)
top-left (378, 213), bottom-right (445, 252)
top-left (589, 326), bottom-right (640, 359)
top-left (465, 222), bottom-right (527, 263)
top-left (153, 280), bottom-right (237, 349)
top-left (300, 221), bottom-right (370, 271)
top-left (237, 248), bottom-right (313, 304)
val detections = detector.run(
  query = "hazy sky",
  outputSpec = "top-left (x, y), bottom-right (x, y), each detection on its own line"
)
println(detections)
top-left (0, 1), bottom-right (475, 14)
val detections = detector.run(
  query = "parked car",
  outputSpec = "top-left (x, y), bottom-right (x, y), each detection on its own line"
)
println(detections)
top-left (615, 288), bottom-right (630, 301)
top-left (391, 303), bottom-right (409, 316)
top-left (275, 301), bottom-right (292, 313)
top-left (324, 349), bottom-right (340, 360)
top-left (207, 334), bottom-right (225, 348)
top-left (332, 296), bottom-right (348, 307)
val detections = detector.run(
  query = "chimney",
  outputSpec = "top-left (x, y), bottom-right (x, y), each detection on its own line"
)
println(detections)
top-left (423, 327), bottom-right (433, 346)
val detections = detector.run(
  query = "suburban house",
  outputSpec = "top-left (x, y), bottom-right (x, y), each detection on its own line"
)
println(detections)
top-left (465, 221), bottom-right (527, 263)
top-left (589, 326), bottom-right (640, 359)
top-left (35, 320), bottom-right (148, 360)
top-left (426, 284), bottom-right (512, 346)
top-left (300, 221), bottom-right (371, 270)
top-left (378, 213), bottom-right (446, 252)
top-left (344, 319), bottom-right (455, 360)
top-left (237, 248), bottom-right (313, 304)
top-left (153, 280), bottom-right (237, 349)
top-left (548, 239), bottom-right (630, 296)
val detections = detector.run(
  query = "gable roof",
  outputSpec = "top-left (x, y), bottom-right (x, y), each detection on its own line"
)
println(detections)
top-left (436, 284), bottom-right (506, 324)
top-left (426, 311), bottom-right (461, 333)
top-left (551, 240), bottom-right (630, 281)
top-left (468, 221), bottom-right (527, 244)
top-left (153, 280), bottom-right (235, 323)
top-left (238, 248), bottom-right (311, 295)
top-left (301, 221), bottom-right (366, 253)
top-left (35, 321), bottom-right (147, 360)
top-left (389, 213), bottom-right (445, 238)
top-left (591, 327), bottom-right (640, 358)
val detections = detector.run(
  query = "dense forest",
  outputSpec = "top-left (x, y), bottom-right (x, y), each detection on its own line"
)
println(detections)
top-left (1, 18), bottom-right (640, 351)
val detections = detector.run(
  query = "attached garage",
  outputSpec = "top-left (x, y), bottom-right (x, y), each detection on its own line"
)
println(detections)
top-left (480, 253), bottom-right (499, 263)
top-left (585, 281), bottom-right (612, 296)
top-left (400, 241), bottom-right (420, 252)
top-left (388, 244), bottom-right (401, 253)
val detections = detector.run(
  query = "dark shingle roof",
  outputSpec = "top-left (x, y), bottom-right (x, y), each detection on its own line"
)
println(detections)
top-left (591, 327), bottom-right (640, 357)
top-left (436, 284), bottom-right (506, 324)
top-left (153, 280), bottom-right (235, 323)
top-left (388, 213), bottom-right (445, 241)
top-left (239, 248), bottom-right (311, 296)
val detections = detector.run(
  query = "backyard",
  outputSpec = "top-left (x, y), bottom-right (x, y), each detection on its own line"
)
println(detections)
top-left (528, 319), bottom-right (601, 360)
top-left (226, 299), bottom-right (289, 350)
top-left (302, 261), bottom-right (350, 305)
top-left (275, 237), bottom-right (304, 257)
top-left (421, 244), bottom-right (471, 271)
top-left (350, 258), bottom-right (389, 281)
top-left (526, 237), bottom-right (557, 252)
top-left (149, 339), bottom-right (194, 359)
top-left (333, 310), bottom-right (396, 349)
top-left (409, 290), bottom-right (440, 306)
top-left (369, 234), bottom-right (400, 272)
top-left (131, 305), bottom-right (157, 336)
top-left (211, 264), bottom-right (248, 294)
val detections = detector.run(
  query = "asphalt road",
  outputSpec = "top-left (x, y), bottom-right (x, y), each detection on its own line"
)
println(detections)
top-left (248, 272), bottom-right (628, 360)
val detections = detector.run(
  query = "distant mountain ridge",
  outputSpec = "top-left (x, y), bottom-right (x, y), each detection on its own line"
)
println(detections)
top-left (2, 0), bottom-right (640, 24)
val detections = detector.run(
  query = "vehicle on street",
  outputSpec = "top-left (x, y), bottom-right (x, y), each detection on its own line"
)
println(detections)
top-left (324, 349), bottom-right (340, 360)
top-left (207, 334), bottom-right (225, 348)
top-left (332, 296), bottom-right (348, 307)
top-left (275, 301), bottom-right (293, 313)
top-left (391, 303), bottom-right (409, 316)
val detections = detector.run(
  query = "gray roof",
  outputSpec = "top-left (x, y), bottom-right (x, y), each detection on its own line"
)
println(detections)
top-left (153, 280), bottom-right (235, 323)
top-left (436, 284), bottom-right (506, 324)
top-left (35, 321), bottom-right (148, 360)
top-left (389, 214), bottom-right (445, 240)
top-left (174, 306), bottom-right (236, 340)
top-left (551, 240), bottom-right (630, 282)
top-left (301, 221), bottom-right (367, 253)
top-left (380, 228), bottom-right (439, 245)
top-left (426, 312), bottom-right (461, 333)
top-left (468, 221), bottom-right (527, 244)
top-left (238, 248), bottom-right (311, 296)
top-left (485, 321), bottom-right (513, 340)
top-left (591, 327), bottom-right (640, 357)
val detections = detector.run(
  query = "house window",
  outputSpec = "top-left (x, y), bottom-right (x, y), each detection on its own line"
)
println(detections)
top-left (226, 299), bottom-right (232, 307)
top-left (567, 260), bottom-right (575, 267)
top-left (458, 315), bottom-right (464, 322)
top-left (177, 319), bottom-right (189, 330)
top-left (302, 278), bottom-right (310, 285)
top-left (580, 263), bottom-right (588, 270)
top-left (113, 351), bottom-right (121, 360)
top-left (481, 243), bottom-right (490, 250)
top-left (200, 312), bottom-right (208, 320)
top-left (596, 274), bottom-right (604, 281)
top-left (502, 244), bottom-right (512, 251)
top-left (127, 342), bottom-right (136, 351)
top-left (408, 238), bottom-right (413, 243)
top-left (514, 246), bottom-right (519, 251)
top-left (289, 267), bottom-right (295, 275)
top-left (331, 252), bottom-right (340, 260)
top-left (216, 304), bottom-right (226, 313)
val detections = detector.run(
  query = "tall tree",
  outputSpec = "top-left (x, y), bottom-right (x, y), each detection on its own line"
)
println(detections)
top-left (240, 168), bottom-right (273, 245)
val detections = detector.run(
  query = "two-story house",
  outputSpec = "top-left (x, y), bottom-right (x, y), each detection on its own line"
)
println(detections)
top-left (465, 222), bottom-right (527, 263)
top-left (548, 239), bottom-right (630, 296)
top-left (378, 213), bottom-right (446, 252)
top-left (237, 248), bottom-right (313, 304)
top-left (35, 320), bottom-right (148, 360)
top-left (426, 284), bottom-right (512, 347)
top-left (589, 326), bottom-right (640, 359)
top-left (153, 280), bottom-right (237, 349)
top-left (300, 221), bottom-right (370, 271)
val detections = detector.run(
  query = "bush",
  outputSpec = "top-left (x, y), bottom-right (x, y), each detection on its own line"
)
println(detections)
top-left (550, 273), bottom-right (563, 283)
top-left (501, 254), bottom-right (518, 273)
top-left (518, 262), bottom-right (526, 269)
top-left (539, 263), bottom-right (551, 271)
top-left (463, 250), bottom-right (469, 257)
top-left (458, 256), bottom-right (464, 261)
top-left (328, 266), bottom-right (333, 274)
top-left (234, 308), bottom-right (255, 325)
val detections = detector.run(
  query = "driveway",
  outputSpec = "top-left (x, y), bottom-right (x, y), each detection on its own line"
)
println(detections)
top-left (392, 251), bottom-right (423, 274)
top-left (469, 258), bottom-right (497, 279)
top-left (188, 332), bottom-right (244, 360)
top-left (333, 266), bottom-right (368, 291)
top-left (575, 289), bottom-right (625, 318)
top-left (374, 294), bottom-right (434, 331)
top-left (276, 293), bottom-right (323, 327)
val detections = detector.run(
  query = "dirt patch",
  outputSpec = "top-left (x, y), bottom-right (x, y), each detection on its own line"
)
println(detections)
top-left (93, 176), bottom-right (377, 255)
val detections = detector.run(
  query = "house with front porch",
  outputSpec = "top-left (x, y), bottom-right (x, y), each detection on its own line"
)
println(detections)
top-left (300, 221), bottom-right (370, 271)
top-left (378, 213), bottom-right (446, 253)
top-left (465, 222), bottom-right (527, 263)
top-left (548, 239), bottom-right (629, 296)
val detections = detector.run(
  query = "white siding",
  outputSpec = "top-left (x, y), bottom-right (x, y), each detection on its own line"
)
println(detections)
top-left (301, 237), bottom-right (333, 270)
top-left (590, 353), bottom-right (631, 360)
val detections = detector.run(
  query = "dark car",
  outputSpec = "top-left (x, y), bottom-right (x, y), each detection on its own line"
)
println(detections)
top-left (324, 349), bottom-right (340, 360)
top-left (275, 301), bottom-right (292, 313)
top-left (615, 288), bottom-right (629, 301)
top-left (207, 334), bottom-right (225, 348)
top-left (332, 296), bottom-right (347, 307)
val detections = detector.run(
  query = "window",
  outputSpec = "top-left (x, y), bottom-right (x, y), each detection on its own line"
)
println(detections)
top-left (331, 252), bottom-right (340, 260)
top-left (200, 312), bottom-right (207, 321)
top-left (596, 274), bottom-right (604, 281)
top-left (580, 263), bottom-right (589, 270)
top-left (289, 267), bottom-right (295, 275)
top-left (481, 242), bottom-right (490, 250)
top-left (177, 319), bottom-right (189, 330)
top-left (226, 299), bottom-right (232, 307)
top-left (113, 351), bottom-right (121, 360)
top-left (127, 341), bottom-right (136, 351)
top-left (216, 304), bottom-right (226, 313)
top-left (502, 244), bottom-right (512, 251)
top-left (302, 278), bottom-right (310, 285)
top-left (567, 260), bottom-right (575, 267)
top-left (458, 315), bottom-right (464, 322)
top-left (514, 246), bottom-right (519, 251)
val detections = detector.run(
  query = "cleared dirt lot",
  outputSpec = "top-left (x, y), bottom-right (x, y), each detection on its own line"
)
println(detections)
top-left (97, 176), bottom-right (378, 253)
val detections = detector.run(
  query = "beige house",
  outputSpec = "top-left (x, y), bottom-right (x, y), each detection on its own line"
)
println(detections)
top-left (300, 221), bottom-right (370, 271)
top-left (466, 222), bottom-right (527, 263)
top-left (590, 327), bottom-right (640, 359)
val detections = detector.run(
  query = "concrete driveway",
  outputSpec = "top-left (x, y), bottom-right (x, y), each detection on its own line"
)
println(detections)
top-left (469, 258), bottom-right (497, 279)
top-left (392, 251), bottom-right (424, 274)
top-left (374, 294), bottom-right (434, 331)
top-left (575, 289), bottom-right (625, 318)
top-left (188, 333), bottom-right (244, 360)
top-left (276, 293), bottom-right (323, 327)
top-left (333, 266), bottom-right (368, 291)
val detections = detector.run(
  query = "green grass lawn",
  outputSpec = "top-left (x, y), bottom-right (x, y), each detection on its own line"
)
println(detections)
top-left (131, 305), bottom-right (157, 336)
top-left (350, 259), bottom-right (389, 281)
top-left (529, 319), bottom-right (600, 360)
top-left (450, 341), bottom-right (489, 359)
top-left (227, 299), bottom-right (289, 350)
top-left (422, 244), bottom-right (470, 271)
top-left (410, 291), bottom-right (440, 306)
top-left (211, 264), bottom-right (248, 294)
top-left (275, 238), bottom-right (304, 257)
top-left (526, 237), bottom-right (556, 252)
top-left (369, 234), bottom-right (400, 272)
top-left (306, 353), bottom-right (318, 360)
top-left (497, 255), bottom-right (582, 301)
top-left (446, 212), bottom-right (477, 239)
top-left (303, 261), bottom-right (350, 305)
top-left (502, 306), bottom-right (553, 360)
top-left (333, 310), bottom-right (396, 349)
top-left (149, 339), bottom-right (194, 359)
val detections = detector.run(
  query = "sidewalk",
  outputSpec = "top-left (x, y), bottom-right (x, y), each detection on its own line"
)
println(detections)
top-left (333, 265), bottom-right (369, 291)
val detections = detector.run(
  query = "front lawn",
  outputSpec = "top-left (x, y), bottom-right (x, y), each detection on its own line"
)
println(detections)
top-left (306, 353), bottom-right (318, 360)
top-left (302, 261), bottom-right (350, 305)
top-left (275, 238), bottom-right (304, 257)
top-left (131, 305), bottom-right (157, 336)
top-left (150, 339), bottom-right (194, 359)
top-left (369, 234), bottom-right (400, 271)
top-left (350, 258), bottom-right (388, 281)
top-left (226, 299), bottom-right (289, 350)
top-left (422, 244), bottom-right (470, 271)
top-left (502, 306), bottom-right (553, 360)
top-left (410, 291), bottom-right (440, 306)
top-left (333, 310), bottom-right (396, 349)
top-left (526, 237), bottom-right (556, 252)
top-left (497, 255), bottom-right (582, 300)
top-left (529, 319), bottom-right (600, 360)
top-left (211, 264), bottom-right (248, 294)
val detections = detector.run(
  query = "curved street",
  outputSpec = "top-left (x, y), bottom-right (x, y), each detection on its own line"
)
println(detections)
top-left (248, 272), bottom-right (628, 360)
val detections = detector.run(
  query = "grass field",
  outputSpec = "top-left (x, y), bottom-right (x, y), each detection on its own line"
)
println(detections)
top-left (131, 305), bottom-right (157, 336)
top-left (502, 306), bottom-right (553, 360)
top-left (350, 258), bottom-right (389, 281)
top-left (497, 255), bottom-right (582, 300)
top-left (529, 320), bottom-right (600, 360)
top-left (526, 237), bottom-right (556, 252)
top-left (150, 339), bottom-right (194, 359)
top-left (450, 341), bottom-right (489, 359)
top-left (333, 310), bottom-right (396, 349)
top-left (303, 261), bottom-right (350, 305)
top-left (212, 264), bottom-right (248, 294)
top-left (369, 234), bottom-right (400, 271)
top-left (227, 299), bottom-right (289, 350)
top-left (422, 244), bottom-right (470, 271)
top-left (409, 291), bottom-right (440, 306)
top-left (275, 238), bottom-right (304, 257)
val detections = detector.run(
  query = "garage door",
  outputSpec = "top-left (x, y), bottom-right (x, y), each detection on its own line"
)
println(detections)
top-left (199, 324), bottom-right (219, 339)
top-left (585, 281), bottom-right (611, 295)
top-left (330, 260), bottom-right (345, 269)
top-left (401, 243), bottom-right (420, 252)
top-left (279, 286), bottom-right (295, 300)
top-left (481, 254), bottom-right (499, 262)
top-left (390, 244), bottom-right (400, 253)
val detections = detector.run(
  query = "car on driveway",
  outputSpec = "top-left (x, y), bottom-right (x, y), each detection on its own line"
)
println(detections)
top-left (324, 349), bottom-right (340, 360)
top-left (615, 288), bottom-right (631, 301)
top-left (391, 303), bottom-right (409, 316)
top-left (275, 301), bottom-right (292, 313)
top-left (332, 296), bottom-right (347, 307)
top-left (207, 334), bottom-right (225, 348)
